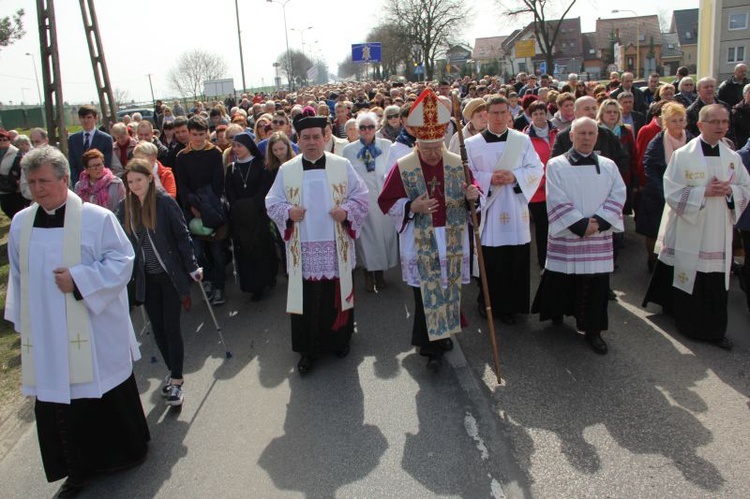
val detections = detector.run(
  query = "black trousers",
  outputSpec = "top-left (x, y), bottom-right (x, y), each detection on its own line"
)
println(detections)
top-left (144, 272), bottom-right (184, 379)
top-left (529, 201), bottom-right (548, 268)
top-left (290, 278), bottom-right (353, 355)
top-left (477, 244), bottom-right (531, 316)
top-left (532, 270), bottom-right (610, 332)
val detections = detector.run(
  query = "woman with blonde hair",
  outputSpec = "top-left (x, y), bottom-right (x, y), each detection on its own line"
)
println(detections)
top-left (253, 113), bottom-right (274, 144)
top-left (132, 140), bottom-right (177, 198)
top-left (119, 158), bottom-right (201, 407)
top-left (636, 102), bottom-right (692, 272)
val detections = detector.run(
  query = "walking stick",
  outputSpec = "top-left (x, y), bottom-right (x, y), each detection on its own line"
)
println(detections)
top-left (451, 91), bottom-right (502, 384)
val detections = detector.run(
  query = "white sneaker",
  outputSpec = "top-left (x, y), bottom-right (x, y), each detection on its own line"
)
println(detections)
top-left (160, 375), bottom-right (171, 398)
top-left (166, 384), bottom-right (184, 407)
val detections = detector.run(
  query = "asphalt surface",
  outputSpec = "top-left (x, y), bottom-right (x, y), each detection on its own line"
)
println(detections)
top-left (2, 216), bottom-right (750, 498)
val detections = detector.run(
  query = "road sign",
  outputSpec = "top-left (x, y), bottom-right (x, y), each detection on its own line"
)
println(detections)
top-left (414, 65), bottom-right (424, 75)
top-left (515, 39), bottom-right (536, 58)
top-left (352, 43), bottom-right (382, 63)
top-left (539, 62), bottom-right (547, 74)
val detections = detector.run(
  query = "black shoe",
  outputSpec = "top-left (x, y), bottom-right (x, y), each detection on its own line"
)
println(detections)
top-left (438, 338), bottom-right (454, 351)
top-left (608, 289), bottom-right (617, 301)
top-left (334, 344), bottom-right (351, 358)
top-left (297, 355), bottom-right (314, 375)
top-left (551, 315), bottom-right (563, 325)
top-left (56, 478), bottom-right (86, 498)
top-left (714, 337), bottom-right (733, 350)
top-left (426, 354), bottom-right (443, 372)
top-left (585, 332), bottom-right (608, 355)
top-left (477, 302), bottom-right (487, 319)
top-left (499, 313), bottom-right (516, 325)
top-left (251, 291), bottom-right (263, 302)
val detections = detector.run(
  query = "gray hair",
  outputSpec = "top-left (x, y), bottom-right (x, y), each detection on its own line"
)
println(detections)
top-left (344, 118), bottom-right (358, 132)
top-left (13, 134), bottom-right (30, 147)
top-left (355, 111), bottom-right (378, 128)
top-left (678, 76), bottom-right (694, 92)
top-left (744, 83), bottom-right (750, 96)
top-left (571, 116), bottom-right (598, 133)
top-left (29, 127), bottom-right (48, 140)
top-left (20, 145), bottom-right (69, 179)
top-left (111, 122), bottom-right (128, 137)
top-left (384, 105), bottom-right (401, 117)
top-left (616, 91), bottom-right (633, 101)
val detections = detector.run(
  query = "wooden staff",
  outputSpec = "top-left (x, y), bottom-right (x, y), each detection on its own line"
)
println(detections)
top-left (451, 91), bottom-right (502, 384)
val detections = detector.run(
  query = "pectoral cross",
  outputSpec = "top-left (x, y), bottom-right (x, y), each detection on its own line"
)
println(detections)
top-left (677, 272), bottom-right (689, 284)
top-left (499, 212), bottom-right (511, 225)
top-left (70, 333), bottom-right (89, 350)
top-left (427, 177), bottom-right (441, 199)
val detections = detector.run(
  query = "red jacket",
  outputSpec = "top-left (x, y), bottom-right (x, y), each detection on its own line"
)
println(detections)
top-left (155, 160), bottom-right (177, 198)
top-left (524, 123), bottom-right (558, 203)
top-left (635, 118), bottom-right (662, 188)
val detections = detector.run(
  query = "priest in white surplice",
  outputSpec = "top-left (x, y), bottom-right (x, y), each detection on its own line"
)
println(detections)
top-left (643, 104), bottom-right (750, 350)
top-left (266, 115), bottom-right (369, 375)
top-left (4, 146), bottom-right (149, 495)
top-left (465, 95), bottom-right (544, 325)
top-left (531, 118), bottom-right (626, 355)
top-left (343, 112), bottom-right (398, 292)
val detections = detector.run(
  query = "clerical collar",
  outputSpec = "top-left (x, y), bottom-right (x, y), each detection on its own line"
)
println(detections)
top-left (235, 155), bottom-right (253, 163)
top-left (302, 154), bottom-right (326, 170)
top-left (44, 199), bottom-right (68, 215)
top-left (700, 138), bottom-right (721, 157)
top-left (482, 128), bottom-right (509, 143)
top-left (34, 201), bottom-right (67, 228)
top-left (566, 148), bottom-right (600, 173)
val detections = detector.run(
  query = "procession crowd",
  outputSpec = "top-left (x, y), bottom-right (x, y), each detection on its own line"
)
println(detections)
top-left (1, 61), bottom-right (749, 496)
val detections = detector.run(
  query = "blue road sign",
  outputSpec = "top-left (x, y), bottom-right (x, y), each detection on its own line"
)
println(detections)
top-left (352, 43), bottom-right (382, 63)
top-left (539, 62), bottom-right (547, 74)
top-left (414, 65), bottom-right (424, 75)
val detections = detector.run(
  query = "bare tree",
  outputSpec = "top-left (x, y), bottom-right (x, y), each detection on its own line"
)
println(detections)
top-left (337, 54), bottom-right (364, 80)
top-left (168, 50), bottom-right (229, 99)
top-left (276, 49), bottom-right (313, 88)
top-left (497, 0), bottom-right (577, 73)
top-left (113, 87), bottom-right (131, 106)
top-left (0, 9), bottom-right (24, 49)
top-left (385, 0), bottom-right (471, 81)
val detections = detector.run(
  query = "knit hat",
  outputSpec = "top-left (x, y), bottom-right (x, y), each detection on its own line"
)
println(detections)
top-left (406, 88), bottom-right (450, 142)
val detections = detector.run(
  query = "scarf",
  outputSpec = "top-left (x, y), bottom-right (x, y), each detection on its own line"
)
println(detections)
top-left (77, 167), bottom-right (116, 208)
top-left (532, 124), bottom-right (549, 139)
top-left (606, 124), bottom-right (622, 139)
top-left (356, 138), bottom-right (382, 172)
top-left (396, 128), bottom-right (416, 148)
top-left (380, 123), bottom-right (402, 142)
top-left (663, 129), bottom-right (687, 163)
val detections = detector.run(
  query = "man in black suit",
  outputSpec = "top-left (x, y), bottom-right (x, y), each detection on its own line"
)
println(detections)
top-left (67, 105), bottom-right (113, 184)
top-left (617, 92), bottom-right (647, 138)
top-left (609, 72), bottom-right (647, 114)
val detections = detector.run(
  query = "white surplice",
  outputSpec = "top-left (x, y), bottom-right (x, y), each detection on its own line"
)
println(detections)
top-left (465, 130), bottom-right (544, 246)
top-left (5, 199), bottom-right (139, 404)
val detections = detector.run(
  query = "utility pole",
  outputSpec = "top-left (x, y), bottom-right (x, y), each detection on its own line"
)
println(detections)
top-left (36, 0), bottom-right (67, 155)
top-left (147, 73), bottom-right (156, 105)
top-left (79, 0), bottom-right (117, 130)
top-left (234, 0), bottom-right (247, 93)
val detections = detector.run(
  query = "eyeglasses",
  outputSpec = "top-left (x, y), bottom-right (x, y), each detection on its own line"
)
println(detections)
top-left (85, 162), bottom-right (104, 169)
top-left (359, 125), bottom-right (376, 131)
top-left (387, 114), bottom-right (399, 120)
top-left (272, 120), bottom-right (286, 125)
top-left (703, 119), bottom-right (730, 126)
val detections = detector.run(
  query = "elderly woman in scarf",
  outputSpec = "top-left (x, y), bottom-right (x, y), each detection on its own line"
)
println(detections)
top-left (74, 148), bottom-right (125, 212)
top-left (342, 112), bottom-right (398, 292)
top-left (377, 105), bottom-right (403, 142)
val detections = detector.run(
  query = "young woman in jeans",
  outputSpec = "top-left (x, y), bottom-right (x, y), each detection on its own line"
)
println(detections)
top-left (120, 159), bottom-right (201, 407)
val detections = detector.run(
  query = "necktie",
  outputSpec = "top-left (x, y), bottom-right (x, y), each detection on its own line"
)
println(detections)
top-left (83, 132), bottom-right (91, 151)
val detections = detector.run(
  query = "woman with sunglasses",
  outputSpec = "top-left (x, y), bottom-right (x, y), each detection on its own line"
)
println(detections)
top-left (342, 112), bottom-right (398, 292)
top-left (74, 148), bottom-right (126, 213)
top-left (377, 105), bottom-right (402, 143)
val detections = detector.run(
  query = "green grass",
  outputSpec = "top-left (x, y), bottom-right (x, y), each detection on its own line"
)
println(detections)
top-left (0, 212), bottom-right (21, 408)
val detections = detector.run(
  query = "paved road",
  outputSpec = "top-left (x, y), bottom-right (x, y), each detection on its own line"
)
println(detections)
top-left (0, 266), bottom-right (513, 498)
top-left (2, 217), bottom-right (750, 497)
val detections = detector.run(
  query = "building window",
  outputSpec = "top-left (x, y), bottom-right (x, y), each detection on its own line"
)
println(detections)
top-left (729, 12), bottom-right (748, 30)
top-left (685, 31), bottom-right (692, 39)
top-left (728, 46), bottom-right (746, 63)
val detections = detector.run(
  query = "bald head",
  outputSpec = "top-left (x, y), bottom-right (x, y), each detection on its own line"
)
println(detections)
top-left (574, 96), bottom-right (598, 119)
top-left (571, 117), bottom-right (599, 155)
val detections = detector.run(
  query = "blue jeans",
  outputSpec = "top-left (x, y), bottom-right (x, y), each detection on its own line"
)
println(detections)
top-left (193, 238), bottom-right (226, 291)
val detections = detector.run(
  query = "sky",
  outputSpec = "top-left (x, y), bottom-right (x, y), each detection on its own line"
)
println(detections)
top-left (0, 0), bottom-right (699, 106)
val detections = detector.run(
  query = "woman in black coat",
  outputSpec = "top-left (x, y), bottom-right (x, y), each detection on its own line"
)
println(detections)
top-left (225, 132), bottom-right (277, 301)
top-left (120, 158), bottom-right (201, 407)
top-left (635, 102), bottom-right (693, 272)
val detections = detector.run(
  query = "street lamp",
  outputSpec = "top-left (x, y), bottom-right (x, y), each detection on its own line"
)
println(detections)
top-left (267, 0), bottom-right (294, 91)
top-left (25, 52), bottom-right (45, 126)
top-left (291, 26), bottom-right (313, 59)
top-left (234, 0), bottom-right (247, 92)
top-left (612, 9), bottom-right (640, 79)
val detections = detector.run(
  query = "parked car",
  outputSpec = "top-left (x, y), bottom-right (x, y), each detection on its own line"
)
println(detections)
top-left (116, 108), bottom-right (155, 124)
